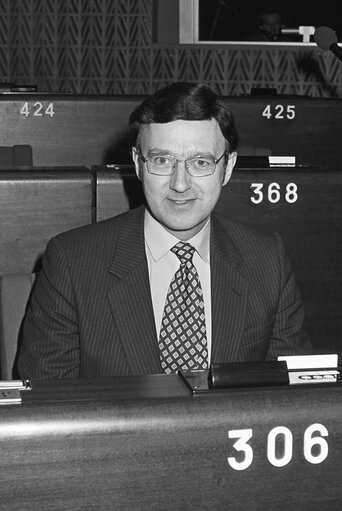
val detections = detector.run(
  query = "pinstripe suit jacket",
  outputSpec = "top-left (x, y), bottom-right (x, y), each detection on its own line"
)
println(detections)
top-left (18, 206), bottom-right (310, 379)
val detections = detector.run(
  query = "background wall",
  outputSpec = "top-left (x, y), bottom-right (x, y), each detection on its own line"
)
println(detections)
top-left (0, 0), bottom-right (341, 97)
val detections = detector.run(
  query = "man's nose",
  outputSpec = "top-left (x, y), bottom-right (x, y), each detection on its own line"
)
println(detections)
top-left (169, 160), bottom-right (192, 192)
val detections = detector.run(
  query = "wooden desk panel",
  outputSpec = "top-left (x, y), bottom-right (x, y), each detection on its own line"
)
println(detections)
top-left (216, 167), bottom-right (342, 353)
top-left (0, 168), bottom-right (93, 274)
top-left (0, 376), bottom-right (341, 510)
top-left (93, 166), bottom-right (342, 353)
top-left (227, 96), bottom-right (342, 168)
top-left (0, 94), bottom-right (341, 168)
top-left (0, 94), bottom-right (140, 167)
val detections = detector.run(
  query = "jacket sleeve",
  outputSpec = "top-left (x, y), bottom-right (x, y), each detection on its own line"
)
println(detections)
top-left (17, 236), bottom-right (80, 379)
top-left (266, 233), bottom-right (312, 360)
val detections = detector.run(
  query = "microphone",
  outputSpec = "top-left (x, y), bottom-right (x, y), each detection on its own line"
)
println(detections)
top-left (314, 26), bottom-right (342, 62)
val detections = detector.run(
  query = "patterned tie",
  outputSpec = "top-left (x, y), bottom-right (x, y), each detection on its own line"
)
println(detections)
top-left (158, 241), bottom-right (208, 374)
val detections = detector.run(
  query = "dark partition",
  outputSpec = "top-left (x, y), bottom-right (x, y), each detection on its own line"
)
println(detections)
top-left (1, 376), bottom-right (341, 509)
top-left (93, 165), bottom-right (342, 353)
top-left (0, 94), bottom-right (341, 167)
top-left (216, 167), bottom-right (342, 354)
top-left (0, 167), bottom-right (93, 274)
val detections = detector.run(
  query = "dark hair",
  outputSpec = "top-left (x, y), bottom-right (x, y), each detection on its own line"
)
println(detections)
top-left (129, 82), bottom-right (239, 153)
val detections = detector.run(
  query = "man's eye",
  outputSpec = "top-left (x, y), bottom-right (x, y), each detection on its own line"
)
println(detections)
top-left (192, 158), bottom-right (211, 168)
top-left (153, 156), bottom-right (171, 166)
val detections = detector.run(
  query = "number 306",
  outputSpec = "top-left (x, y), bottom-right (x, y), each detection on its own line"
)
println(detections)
top-left (228, 424), bottom-right (328, 471)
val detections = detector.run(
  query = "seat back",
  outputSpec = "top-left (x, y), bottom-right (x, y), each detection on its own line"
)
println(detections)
top-left (0, 167), bottom-right (92, 274)
top-left (0, 273), bottom-right (36, 379)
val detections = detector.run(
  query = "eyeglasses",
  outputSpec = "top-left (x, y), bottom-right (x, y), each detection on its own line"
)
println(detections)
top-left (139, 151), bottom-right (226, 177)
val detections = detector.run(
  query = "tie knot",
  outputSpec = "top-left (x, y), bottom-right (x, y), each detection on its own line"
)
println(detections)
top-left (171, 242), bottom-right (195, 263)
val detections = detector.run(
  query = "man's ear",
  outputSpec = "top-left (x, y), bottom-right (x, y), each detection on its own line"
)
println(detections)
top-left (222, 151), bottom-right (237, 186)
top-left (132, 147), bottom-right (142, 180)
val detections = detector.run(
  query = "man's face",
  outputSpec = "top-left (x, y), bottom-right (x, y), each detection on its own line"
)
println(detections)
top-left (132, 118), bottom-right (236, 240)
top-left (260, 13), bottom-right (282, 39)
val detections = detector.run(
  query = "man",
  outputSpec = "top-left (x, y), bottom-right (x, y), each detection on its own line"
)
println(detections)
top-left (17, 82), bottom-right (310, 378)
top-left (246, 7), bottom-right (292, 42)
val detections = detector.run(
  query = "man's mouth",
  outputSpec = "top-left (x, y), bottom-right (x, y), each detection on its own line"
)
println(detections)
top-left (168, 198), bottom-right (196, 204)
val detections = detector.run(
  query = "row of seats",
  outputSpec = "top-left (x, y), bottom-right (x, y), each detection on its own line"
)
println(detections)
top-left (1, 94), bottom-right (341, 168)
top-left (0, 164), bottom-right (341, 378)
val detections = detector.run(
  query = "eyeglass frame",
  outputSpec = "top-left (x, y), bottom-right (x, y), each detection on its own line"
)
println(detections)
top-left (137, 150), bottom-right (227, 177)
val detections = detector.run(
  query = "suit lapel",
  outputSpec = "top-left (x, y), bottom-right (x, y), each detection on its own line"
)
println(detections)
top-left (210, 215), bottom-right (249, 362)
top-left (107, 207), bottom-right (162, 374)
top-left (106, 208), bottom-right (249, 372)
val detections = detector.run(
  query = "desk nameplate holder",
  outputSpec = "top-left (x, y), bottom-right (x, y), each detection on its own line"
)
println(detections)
top-left (179, 355), bottom-right (342, 395)
top-left (279, 354), bottom-right (341, 385)
top-left (0, 380), bottom-right (32, 405)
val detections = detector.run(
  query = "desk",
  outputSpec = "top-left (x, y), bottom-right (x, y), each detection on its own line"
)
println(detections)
top-left (0, 94), bottom-right (341, 167)
top-left (0, 94), bottom-right (140, 167)
top-left (0, 375), bottom-right (341, 510)
top-left (227, 95), bottom-right (342, 168)
top-left (216, 166), bottom-right (342, 353)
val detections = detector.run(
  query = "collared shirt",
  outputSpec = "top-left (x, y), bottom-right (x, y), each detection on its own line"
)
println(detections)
top-left (144, 209), bottom-right (212, 365)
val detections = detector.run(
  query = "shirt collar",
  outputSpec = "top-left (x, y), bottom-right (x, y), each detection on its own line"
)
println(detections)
top-left (144, 209), bottom-right (210, 263)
